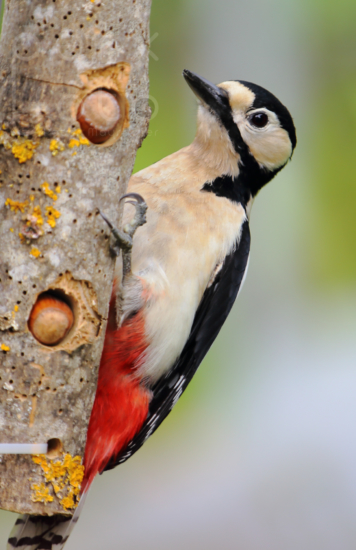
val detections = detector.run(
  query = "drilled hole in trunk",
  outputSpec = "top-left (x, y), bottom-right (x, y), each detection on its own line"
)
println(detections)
top-left (47, 438), bottom-right (63, 458)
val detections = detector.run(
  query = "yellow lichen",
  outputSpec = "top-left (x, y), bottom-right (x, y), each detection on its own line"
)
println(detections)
top-left (31, 453), bottom-right (84, 510)
top-left (33, 455), bottom-right (50, 472)
top-left (0, 343), bottom-right (10, 351)
top-left (12, 139), bottom-right (38, 163)
top-left (61, 492), bottom-right (76, 510)
top-left (72, 152), bottom-right (77, 156)
top-left (41, 182), bottom-right (57, 201)
top-left (14, 305), bottom-right (19, 312)
top-left (35, 123), bottom-right (44, 137)
top-left (31, 205), bottom-right (44, 226)
top-left (45, 206), bottom-right (61, 228)
top-left (49, 139), bottom-right (65, 156)
top-left (79, 135), bottom-right (90, 146)
top-left (30, 248), bottom-right (41, 258)
top-left (5, 198), bottom-right (29, 213)
top-left (31, 483), bottom-right (54, 504)
top-left (30, 195), bottom-right (35, 201)
top-left (9, 227), bottom-right (14, 233)
top-left (68, 138), bottom-right (80, 149)
top-left (55, 186), bottom-right (61, 194)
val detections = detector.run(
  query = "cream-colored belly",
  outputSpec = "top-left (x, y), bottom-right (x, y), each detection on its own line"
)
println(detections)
top-left (125, 181), bottom-right (247, 383)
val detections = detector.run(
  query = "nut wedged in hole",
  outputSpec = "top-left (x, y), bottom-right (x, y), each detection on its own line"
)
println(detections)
top-left (29, 273), bottom-right (102, 353)
top-left (28, 293), bottom-right (74, 346)
top-left (73, 62), bottom-right (130, 148)
top-left (77, 89), bottom-right (121, 144)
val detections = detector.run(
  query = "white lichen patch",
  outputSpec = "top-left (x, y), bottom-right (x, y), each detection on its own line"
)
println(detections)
top-left (33, 5), bottom-right (55, 21)
top-left (36, 154), bottom-right (51, 167)
top-left (9, 262), bottom-right (40, 282)
top-left (73, 55), bottom-right (91, 73)
top-left (59, 225), bottom-right (72, 240)
top-left (47, 250), bottom-right (61, 268)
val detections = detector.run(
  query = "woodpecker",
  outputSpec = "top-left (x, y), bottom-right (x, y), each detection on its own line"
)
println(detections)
top-left (8, 70), bottom-right (296, 549)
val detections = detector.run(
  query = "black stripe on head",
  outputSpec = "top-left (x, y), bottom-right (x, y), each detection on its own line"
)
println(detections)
top-left (184, 71), bottom-right (296, 203)
top-left (238, 80), bottom-right (297, 151)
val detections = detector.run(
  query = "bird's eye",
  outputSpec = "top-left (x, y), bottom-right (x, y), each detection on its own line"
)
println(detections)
top-left (249, 112), bottom-right (269, 128)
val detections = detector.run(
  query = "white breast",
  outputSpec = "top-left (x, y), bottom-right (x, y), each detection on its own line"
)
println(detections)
top-left (125, 182), bottom-right (247, 383)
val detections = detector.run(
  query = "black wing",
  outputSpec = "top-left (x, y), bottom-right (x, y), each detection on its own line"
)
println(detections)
top-left (105, 219), bottom-right (251, 470)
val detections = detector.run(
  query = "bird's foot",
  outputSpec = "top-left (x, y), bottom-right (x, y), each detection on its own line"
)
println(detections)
top-left (120, 193), bottom-right (148, 239)
top-left (99, 193), bottom-right (147, 279)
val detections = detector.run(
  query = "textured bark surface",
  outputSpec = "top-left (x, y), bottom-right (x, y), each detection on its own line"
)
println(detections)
top-left (0, 0), bottom-right (151, 514)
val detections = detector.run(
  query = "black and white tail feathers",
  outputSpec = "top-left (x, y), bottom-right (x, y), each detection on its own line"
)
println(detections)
top-left (7, 493), bottom-right (87, 550)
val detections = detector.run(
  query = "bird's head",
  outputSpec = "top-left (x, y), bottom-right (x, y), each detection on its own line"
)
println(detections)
top-left (183, 69), bottom-right (296, 200)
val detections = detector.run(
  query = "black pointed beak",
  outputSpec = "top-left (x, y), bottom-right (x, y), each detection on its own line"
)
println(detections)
top-left (183, 69), bottom-right (230, 118)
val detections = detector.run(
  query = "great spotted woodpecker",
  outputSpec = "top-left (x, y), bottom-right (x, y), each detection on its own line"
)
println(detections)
top-left (8, 70), bottom-right (296, 549)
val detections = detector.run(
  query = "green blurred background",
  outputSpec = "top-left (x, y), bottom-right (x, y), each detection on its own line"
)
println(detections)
top-left (1, 0), bottom-right (356, 548)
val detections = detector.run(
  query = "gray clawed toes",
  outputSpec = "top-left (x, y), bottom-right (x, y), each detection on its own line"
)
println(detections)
top-left (99, 194), bottom-right (147, 279)
top-left (120, 193), bottom-right (148, 238)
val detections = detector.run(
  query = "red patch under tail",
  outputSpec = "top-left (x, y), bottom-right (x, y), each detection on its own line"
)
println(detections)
top-left (82, 293), bottom-right (149, 492)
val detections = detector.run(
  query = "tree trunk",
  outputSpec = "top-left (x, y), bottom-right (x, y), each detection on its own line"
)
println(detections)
top-left (0, 0), bottom-right (151, 515)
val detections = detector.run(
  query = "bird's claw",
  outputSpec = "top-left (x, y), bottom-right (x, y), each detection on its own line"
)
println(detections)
top-left (120, 193), bottom-right (148, 238)
top-left (99, 194), bottom-right (147, 269)
top-left (99, 209), bottom-right (132, 257)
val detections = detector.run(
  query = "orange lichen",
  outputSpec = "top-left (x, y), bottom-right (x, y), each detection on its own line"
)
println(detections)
top-left (30, 205), bottom-right (44, 226)
top-left (35, 123), bottom-right (44, 137)
top-left (45, 206), bottom-right (61, 228)
top-left (30, 247), bottom-right (41, 258)
top-left (11, 139), bottom-right (38, 163)
top-left (67, 127), bottom-right (91, 147)
top-left (32, 453), bottom-right (84, 510)
top-left (1, 343), bottom-right (10, 351)
top-left (68, 138), bottom-right (80, 149)
top-left (41, 182), bottom-right (58, 201)
top-left (49, 139), bottom-right (65, 156)
top-left (31, 482), bottom-right (54, 504)
top-left (79, 135), bottom-right (90, 146)
top-left (5, 198), bottom-right (29, 213)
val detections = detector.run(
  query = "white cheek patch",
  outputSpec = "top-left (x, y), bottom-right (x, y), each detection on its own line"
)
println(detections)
top-left (233, 109), bottom-right (292, 171)
top-left (246, 126), bottom-right (292, 170)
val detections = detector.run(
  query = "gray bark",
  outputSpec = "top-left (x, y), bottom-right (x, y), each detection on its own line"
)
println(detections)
top-left (0, 0), bottom-right (151, 514)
